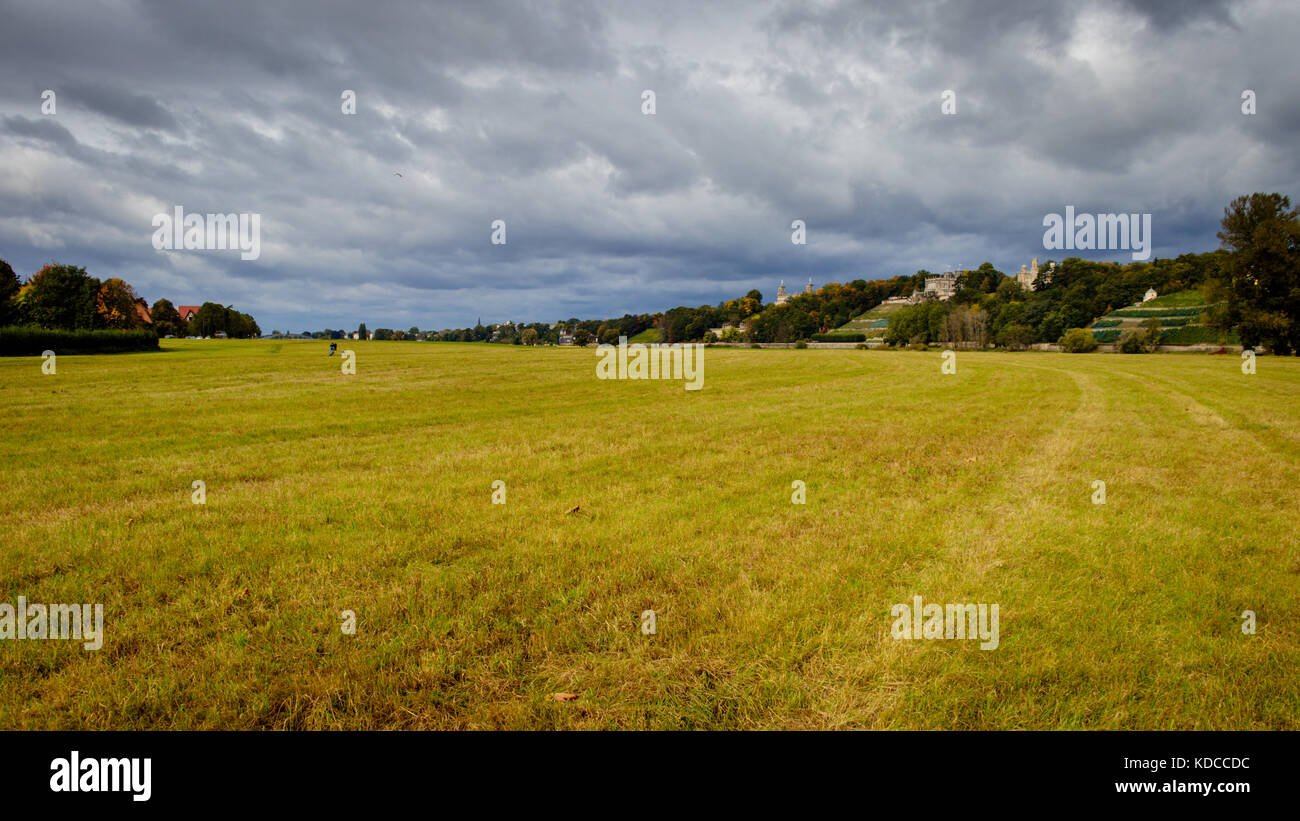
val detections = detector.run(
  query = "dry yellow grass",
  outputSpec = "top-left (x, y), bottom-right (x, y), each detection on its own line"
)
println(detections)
top-left (1, 340), bottom-right (1296, 728)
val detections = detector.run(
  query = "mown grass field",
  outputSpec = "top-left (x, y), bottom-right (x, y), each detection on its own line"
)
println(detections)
top-left (2, 340), bottom-right (1297, 729)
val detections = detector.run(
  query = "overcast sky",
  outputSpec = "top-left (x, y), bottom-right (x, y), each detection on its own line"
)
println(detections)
top-left (2, 0), bottom-right (1297, 332)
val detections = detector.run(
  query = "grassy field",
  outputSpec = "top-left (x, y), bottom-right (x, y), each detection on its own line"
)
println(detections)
top-left (2, 340), bottom-right (1298, 729)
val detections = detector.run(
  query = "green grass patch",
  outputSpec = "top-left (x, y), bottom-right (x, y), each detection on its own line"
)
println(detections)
top-left (1142, 290), bottom-right (1210, 308)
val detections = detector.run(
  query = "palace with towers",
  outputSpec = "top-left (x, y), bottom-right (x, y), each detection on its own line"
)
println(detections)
top-left (773, 259), bottom-right (1050, 309)
top-left (1016, 257), bottom-right (1055, 292)
top-left (775, 278), bottom-right (815, 305)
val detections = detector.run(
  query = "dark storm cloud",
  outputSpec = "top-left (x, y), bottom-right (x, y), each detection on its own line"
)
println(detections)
top-left (61, 83), bottom-right (180, 132)
top-left (0, 0), bottom-right (1296, 331)
top-left (2, 115), bottom-right (80, 153)
top-left (1119, 0), bottom-right (1238, 28)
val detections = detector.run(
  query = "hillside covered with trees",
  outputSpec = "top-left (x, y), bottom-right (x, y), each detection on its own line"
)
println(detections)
top-left (434, 191), bottom-right (1296, 354)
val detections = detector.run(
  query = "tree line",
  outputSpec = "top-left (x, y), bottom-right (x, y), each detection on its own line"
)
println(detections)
top-left (425, 315), bottom-right (656, 346)
top-left (0, 261), bottom-right (260, 339)
top-left (422, 191), bottom-right (1296, 353)
top-left (423, 259), bottom-right (1211, 349)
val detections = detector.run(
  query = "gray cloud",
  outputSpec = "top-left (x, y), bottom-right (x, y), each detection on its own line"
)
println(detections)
top-left (0, 0), bottom-right (1296, 331)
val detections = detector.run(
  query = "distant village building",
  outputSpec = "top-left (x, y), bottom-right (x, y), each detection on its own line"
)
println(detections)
top-left (775, 278), bottom-right (814, 306)
top-left (490, 321), bottom-right (519, 342)
top-left (1143, 288), bottom-right (1158, 303)
top-left (176, 305), bottom-right (201, 323)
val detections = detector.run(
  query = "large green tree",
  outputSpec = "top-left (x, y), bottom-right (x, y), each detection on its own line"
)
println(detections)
top-left (22, 264), bottom-right (101, 330)
top-left (748, 303), bottom-right (817, 342)
top-left (190, 302), bottom-right (227, 337)
top-left (1213, 192), bottom-right (1300, 354)
top-left (187, 302), bottom-right (258, 338)
top-left (150, 298), bottom-right (185, 337)
top-left (226, 308), bottom-right (260, 338)
top-left (0, 258), bottom-right (20, 326)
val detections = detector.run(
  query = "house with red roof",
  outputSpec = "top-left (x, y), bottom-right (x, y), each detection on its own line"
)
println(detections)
top-left (176, 305), bottom-right (201, 323)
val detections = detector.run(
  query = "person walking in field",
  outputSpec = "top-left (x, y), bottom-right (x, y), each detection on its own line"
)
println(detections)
top-left (329, 342), bottom-right (337, 356)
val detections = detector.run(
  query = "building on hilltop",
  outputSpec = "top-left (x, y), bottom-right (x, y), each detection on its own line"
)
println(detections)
top-left (1016, 258), bottom-right (1055, 292)
top-left (1016, 258), bottom-right (1040, 291)
top-left (921, 270), bottom-right (959, 301)
top-left (775, 278), bottom-right (815, 306)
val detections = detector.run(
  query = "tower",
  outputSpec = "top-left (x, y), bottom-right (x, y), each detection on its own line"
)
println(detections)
top-left (776, 280), bottom-right (789, 305)
top-left (804, 277), bottom-right (814, 294)
top-left (1017, 259), bottom-right (1040, 292)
